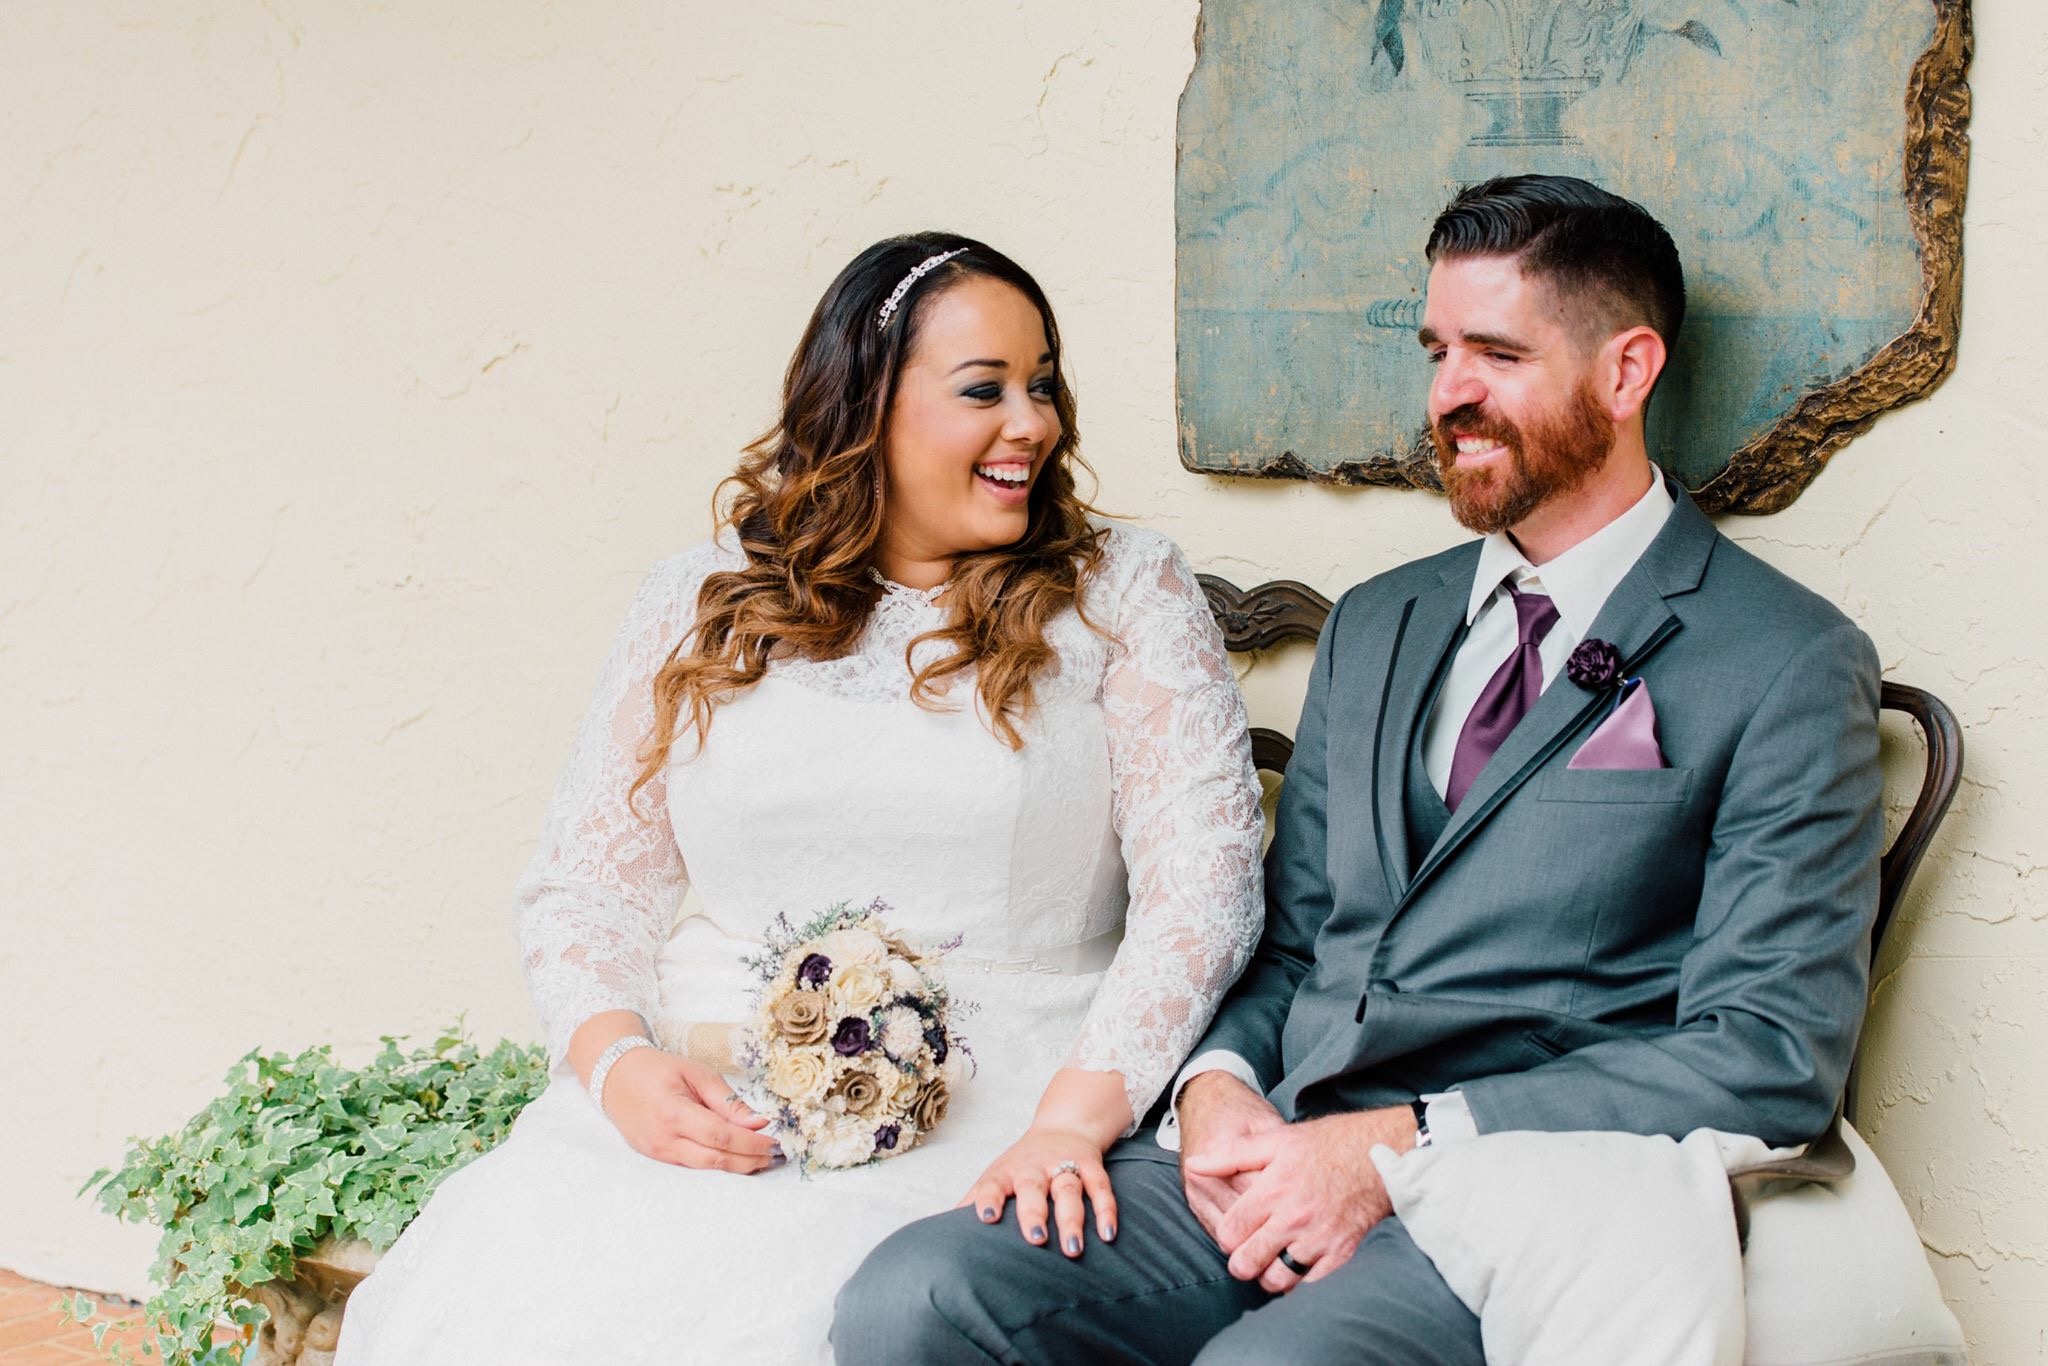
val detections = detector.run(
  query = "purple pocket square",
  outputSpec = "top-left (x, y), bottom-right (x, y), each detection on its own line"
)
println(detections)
top-left (1567, 680), bottom-right (1668, 770)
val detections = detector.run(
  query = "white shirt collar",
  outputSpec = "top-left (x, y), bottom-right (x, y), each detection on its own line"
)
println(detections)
top-left (1464, 469), bottom-right (1676, 641)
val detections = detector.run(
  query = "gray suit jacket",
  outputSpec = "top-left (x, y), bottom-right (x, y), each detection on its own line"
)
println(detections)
top-left (1187, 483), bottom-right (1883, 1148)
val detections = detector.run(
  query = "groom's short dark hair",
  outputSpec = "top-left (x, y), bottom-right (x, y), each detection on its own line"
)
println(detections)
top-left (1426, 175), bottom-right (1686, 354)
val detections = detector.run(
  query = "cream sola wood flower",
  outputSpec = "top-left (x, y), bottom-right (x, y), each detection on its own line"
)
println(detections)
top-left (738, 898), bottom-right (969, 1171)
top-left (814, 1116), bottom-right (884, 1169)
top-left (817, 924), bottom-right (888, 966)
top-left (763, 1047), bottom-right (830, 1103)
top-left (829, 961), bottom-right (889, 1011)
top-left (878, 1005), bottom-right (927, 1060)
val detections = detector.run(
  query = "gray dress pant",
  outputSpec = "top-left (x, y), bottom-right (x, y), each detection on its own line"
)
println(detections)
top-left (831, 1145), bottom-right (1484, 1365)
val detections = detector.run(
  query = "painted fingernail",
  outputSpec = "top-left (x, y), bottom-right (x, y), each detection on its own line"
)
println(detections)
top-left (770, 1152), bottom-right (787, 1166)
top-left (1030, 1225), bottom-right (1046, 1242)
top-left (768, 1143), bottom-right (785, 1160)
top-left (980, 1206), bottom-right (997, 1221)
top-left (1103, 1222), bottom-right (1117, 1242)
top-left (1064, 1235), bottom-right (1081, 1255)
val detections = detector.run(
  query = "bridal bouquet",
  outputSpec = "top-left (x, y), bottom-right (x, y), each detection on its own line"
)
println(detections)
top-left (739, 898), bottom-right (967, 1172)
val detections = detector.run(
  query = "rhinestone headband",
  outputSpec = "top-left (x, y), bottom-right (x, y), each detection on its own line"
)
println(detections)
top-left (876, 248), bottom-right (967, 331)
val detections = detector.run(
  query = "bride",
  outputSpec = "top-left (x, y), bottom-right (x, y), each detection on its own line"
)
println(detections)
top-left (334, 232), bottom-right (1265, 1364)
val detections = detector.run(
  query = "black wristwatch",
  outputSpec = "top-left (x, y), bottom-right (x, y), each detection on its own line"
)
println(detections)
top-left (1410, 1098), bottom-right (1432, 1148)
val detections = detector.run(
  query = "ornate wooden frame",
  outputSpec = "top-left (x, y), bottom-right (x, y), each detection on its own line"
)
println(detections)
top-left (1697, 0), bottom-right (1973, 513)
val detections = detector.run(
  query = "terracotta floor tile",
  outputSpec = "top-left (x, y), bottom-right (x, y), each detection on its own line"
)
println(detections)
top-left (0, 1346), bottom-right (94, 1365)
top-left (0, 1273), bottom-right (245, 1364)
top-left (0, 1315), bottom-right (68, 1352)
top-left (0, 1291), bottom-right (74, 1320)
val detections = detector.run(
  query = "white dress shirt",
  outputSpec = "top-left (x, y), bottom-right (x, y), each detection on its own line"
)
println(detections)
top-left (1420, 469), bottom-right (1675, 799)
top-left (1158, 471), bottom-right (1676, 1152)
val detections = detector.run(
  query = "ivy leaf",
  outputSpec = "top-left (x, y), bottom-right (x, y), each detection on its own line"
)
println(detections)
top-left (229, 1185), bottom-right (266, 1223)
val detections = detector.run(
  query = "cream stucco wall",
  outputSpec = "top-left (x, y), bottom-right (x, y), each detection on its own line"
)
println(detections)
top-left (3, 3), bottom-right (2041, 1358)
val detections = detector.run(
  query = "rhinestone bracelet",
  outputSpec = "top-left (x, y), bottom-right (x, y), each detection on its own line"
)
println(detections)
top-left (588, 1033), bottom-right (657, 1119)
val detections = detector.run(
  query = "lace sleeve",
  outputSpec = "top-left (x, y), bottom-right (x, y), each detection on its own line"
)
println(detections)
top-left (1065, 528), bottom-right (1265, 1128)
top-left (515, 549), bottom-right (718, 1066)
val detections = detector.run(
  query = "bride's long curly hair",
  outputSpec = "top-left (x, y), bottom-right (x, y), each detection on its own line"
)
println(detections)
top-left (631, 233), bottom-right (1106, 805)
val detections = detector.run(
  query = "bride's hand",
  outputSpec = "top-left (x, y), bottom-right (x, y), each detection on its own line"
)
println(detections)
top-left (960, 1125), bottom-right (1118, 1258)
top-left (956, 1068), bottom-right (1133, 1258)
top-left (602, 1048), bottom-right (781, 1173)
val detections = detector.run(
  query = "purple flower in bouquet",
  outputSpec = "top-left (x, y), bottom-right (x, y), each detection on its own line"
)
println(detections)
top-left (1566, 638), bottom-right (1624, 692)
top-left (832, 1016), bottom-right (871, 1056)
top-left (797, 953), bottom-right (832, 988)
top-left (874, 1122), bottom-right (901, 1152)
top-left (924, 1025), bottom-right (949, 1064)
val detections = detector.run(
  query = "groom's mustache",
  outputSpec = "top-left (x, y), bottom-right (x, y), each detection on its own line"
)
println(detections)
top-left (1430, 403), bottom-right (1522, 469)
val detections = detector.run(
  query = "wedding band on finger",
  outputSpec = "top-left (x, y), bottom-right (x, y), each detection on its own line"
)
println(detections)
top-left (1277, 1249), bottom-right (1313, 1277)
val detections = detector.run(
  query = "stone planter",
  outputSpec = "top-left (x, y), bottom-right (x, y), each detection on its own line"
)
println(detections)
top-left (235, 1239), bottom-right (380, 1366)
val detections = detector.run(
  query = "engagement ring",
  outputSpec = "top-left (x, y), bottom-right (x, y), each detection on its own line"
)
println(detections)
top-left (1051, 1160), bottom-right (1081, 1179)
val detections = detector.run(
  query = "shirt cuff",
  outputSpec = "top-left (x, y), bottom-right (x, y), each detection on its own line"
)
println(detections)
top-left (1421, 1089), bottom-right (1477, 1144)
top-left (1155, 1050), bottom-right (1262, 1153)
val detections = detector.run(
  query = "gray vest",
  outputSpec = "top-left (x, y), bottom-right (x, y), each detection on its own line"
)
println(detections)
top-left (1402, 635), bottom-right (1461, 875)
top-left (1404, 704), bottom-right (1451, 875)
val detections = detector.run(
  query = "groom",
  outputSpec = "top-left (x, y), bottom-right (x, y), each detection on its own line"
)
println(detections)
top-left (833, 176), bottom-right (1884, 1363)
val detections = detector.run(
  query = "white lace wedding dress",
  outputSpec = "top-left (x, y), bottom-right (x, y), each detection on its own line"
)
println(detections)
top-left (333, 523), bottom-right (1264, 1365)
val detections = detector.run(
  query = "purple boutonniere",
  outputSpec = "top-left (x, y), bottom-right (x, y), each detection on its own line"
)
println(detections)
top-left (1566, 638), bottom-right (1624, 692)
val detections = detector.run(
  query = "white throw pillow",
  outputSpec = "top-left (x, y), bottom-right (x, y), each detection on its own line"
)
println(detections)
top-left (1741, 1123), bottom-right (1966, 1366)
top-left (1370, 1123), bottom-right (1966, 1366)
top-left (1372, 1128), bottom-right (1752, 1365)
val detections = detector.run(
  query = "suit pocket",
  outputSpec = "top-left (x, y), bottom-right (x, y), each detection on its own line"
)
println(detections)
top-left (1535, 766), bottom-right (1693, 805)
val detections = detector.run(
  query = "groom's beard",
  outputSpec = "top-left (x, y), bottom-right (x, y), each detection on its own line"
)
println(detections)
top-left (1431, 383), bottom-right (1615, 534)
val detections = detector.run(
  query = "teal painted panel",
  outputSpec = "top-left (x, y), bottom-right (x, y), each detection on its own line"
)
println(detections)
top-left (1177, 0), bottom-right (1942, 497)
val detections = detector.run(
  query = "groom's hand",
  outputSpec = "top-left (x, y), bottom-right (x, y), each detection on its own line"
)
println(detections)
top-left (1184, 1105), bottom-right (1418, 1294)
top-left (1175, 1072), bottom-right (1283, 1248)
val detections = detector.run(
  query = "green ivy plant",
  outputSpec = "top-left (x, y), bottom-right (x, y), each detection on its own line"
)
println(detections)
top-left (72, 1025), bottom-right (548, 1364)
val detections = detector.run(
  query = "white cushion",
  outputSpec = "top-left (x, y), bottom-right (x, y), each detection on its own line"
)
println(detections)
top-left (1742, 1122), bottom-right (1965, 1366)
top-left (1370, 1122), bottom-right (1965, 1366)
top-left (1373, 1128), bottom-right (1750, 1365)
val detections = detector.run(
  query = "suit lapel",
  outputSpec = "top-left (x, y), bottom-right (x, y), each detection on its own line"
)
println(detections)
top-left (1398, 483), bottom-right (1718, 909)
top-left (1369, 559), bottom-right (1472, 900)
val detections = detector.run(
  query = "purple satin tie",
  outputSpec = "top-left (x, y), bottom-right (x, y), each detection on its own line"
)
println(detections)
top-left (1445, 583), bottom-right (1560, 812)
